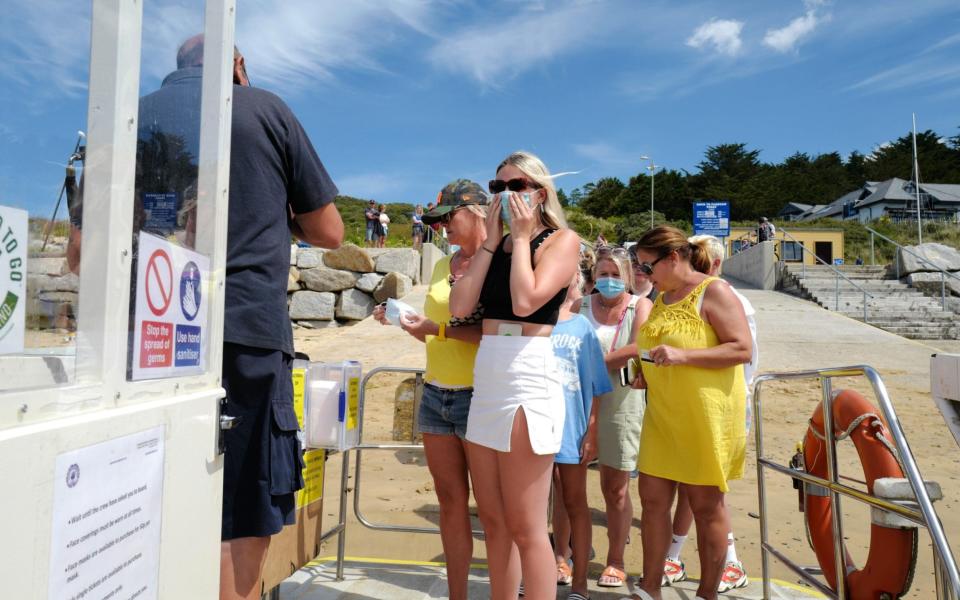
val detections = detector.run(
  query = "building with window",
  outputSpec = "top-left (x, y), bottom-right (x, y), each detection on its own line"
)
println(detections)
top-left (727, 227), bottom-right (845, 266)
top-left (790, 178), bottom-right (960, 223)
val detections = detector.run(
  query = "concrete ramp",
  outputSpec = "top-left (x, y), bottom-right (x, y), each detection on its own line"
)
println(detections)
top-left (278, 557), bottom-right (824, 599)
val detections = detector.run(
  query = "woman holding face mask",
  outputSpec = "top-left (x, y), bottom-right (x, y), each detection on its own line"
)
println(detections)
top-left (449, 151), bottom-right (580, 600)
top-left (581, 245), bottom-right (652, 589)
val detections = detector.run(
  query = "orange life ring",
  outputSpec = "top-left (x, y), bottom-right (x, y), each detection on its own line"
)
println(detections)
top-left (802, 389), bottom-right (917, 599)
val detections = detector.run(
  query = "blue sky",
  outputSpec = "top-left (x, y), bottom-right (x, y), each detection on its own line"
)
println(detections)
top-left (2, 0), bottom-right (959, 219)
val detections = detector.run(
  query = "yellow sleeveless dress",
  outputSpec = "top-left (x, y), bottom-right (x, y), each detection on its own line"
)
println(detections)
top-left (635, 277), bottom-right (746, 491)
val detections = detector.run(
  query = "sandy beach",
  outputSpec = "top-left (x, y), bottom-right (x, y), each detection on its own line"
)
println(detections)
top-left (294, 282), bottom-right (960, 598)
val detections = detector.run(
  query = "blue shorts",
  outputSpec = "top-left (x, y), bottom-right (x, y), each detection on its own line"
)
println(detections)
top-left (365, 221), bottom-right (376, 241)
top-left (419, 383), bottom-right (472, 439)
top-left (221, 343), bottom-right (303, 540)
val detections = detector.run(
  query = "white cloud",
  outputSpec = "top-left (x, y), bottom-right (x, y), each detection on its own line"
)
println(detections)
top-left (427, 1), bottom-right (612, 87)
top-left (763, 8), bottom-right (824, 54)
top-left (686, 19), bottom-right (744, 57)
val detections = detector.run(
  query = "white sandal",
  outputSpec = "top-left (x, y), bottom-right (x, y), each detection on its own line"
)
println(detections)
top-left (619, 589), bottom-right (655, 600)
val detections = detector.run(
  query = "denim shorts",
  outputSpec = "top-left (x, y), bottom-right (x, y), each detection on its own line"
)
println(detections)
top-left (419, 383), bottom-right (472, 439)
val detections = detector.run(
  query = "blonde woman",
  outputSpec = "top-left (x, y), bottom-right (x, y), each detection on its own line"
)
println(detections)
top-left (450, 151), bottom-right (580, 600)
top-left (582, 245), bottom-right (651, 588)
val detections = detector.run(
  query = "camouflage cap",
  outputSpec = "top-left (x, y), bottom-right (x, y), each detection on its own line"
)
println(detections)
top-left (422, 179), bottom-right (489, 224)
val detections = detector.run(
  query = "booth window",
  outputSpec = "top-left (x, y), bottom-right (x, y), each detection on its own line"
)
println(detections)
top-left (782, 241), bottom-right (804, 262)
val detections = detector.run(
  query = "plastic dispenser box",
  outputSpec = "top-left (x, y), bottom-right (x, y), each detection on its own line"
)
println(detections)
top-left (303, 360), bottom-right (361, 451)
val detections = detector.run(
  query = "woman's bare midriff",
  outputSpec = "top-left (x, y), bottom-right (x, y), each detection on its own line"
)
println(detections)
top-left (482, 318), bottom-right (554, 337)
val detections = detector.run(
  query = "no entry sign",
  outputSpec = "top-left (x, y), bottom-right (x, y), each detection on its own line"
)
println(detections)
top-left (131, 232), bottom-right (210, 380)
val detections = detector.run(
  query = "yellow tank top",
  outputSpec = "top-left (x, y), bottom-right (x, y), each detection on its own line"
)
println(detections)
top-left (635, 276), bottom-right (746, 490)
top-left (424, 255), bottom-right (478, 388)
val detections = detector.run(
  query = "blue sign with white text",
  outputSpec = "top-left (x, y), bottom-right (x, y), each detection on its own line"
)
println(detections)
top-left (693, 201), bottom-right (730, 237)
top-left (174, 324), bottom-right (201, 367)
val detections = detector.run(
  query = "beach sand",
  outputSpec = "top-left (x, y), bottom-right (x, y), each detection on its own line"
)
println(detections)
top-left (294, 284), bottom-right (960, 598)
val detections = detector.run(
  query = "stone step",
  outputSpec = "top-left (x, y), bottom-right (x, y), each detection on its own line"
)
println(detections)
top-left (840, 311), bottom-right (957, 321)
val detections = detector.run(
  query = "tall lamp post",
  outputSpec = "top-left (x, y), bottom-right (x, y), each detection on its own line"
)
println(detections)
top-left (640, 155), bottom-right (660, 230)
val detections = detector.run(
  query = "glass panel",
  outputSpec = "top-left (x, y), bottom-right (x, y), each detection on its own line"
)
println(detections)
top-left (0, 4), bottom-right (91, 390)
top-left (127, 8), bottom-right (209, 381)
top-left (783, 241), bottom-right (803, 262)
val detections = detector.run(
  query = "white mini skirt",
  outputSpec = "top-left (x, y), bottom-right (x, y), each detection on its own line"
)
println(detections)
top-left (466, 335), bottom-right (565, 455)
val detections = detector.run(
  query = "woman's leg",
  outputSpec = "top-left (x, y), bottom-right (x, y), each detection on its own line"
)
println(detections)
top-left (557, 462), bottom-right (591, 596)
top-left (683, 483), bottom-right (728, 600)
top-left (466, 440), bottom-right (521, 600)
top-left (499, 409), bottom-right (556, 600)
top-left (423, 433), bottom-right (473, 600)
top-left (599, 465), bottom-right (632, 581)
top-left (637, 473), bottom-right (677, 599)
top-left (551, 466), bottom-right (572, 564)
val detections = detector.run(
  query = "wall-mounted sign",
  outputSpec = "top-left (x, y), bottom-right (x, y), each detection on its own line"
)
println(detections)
top-left (131, 232), bottom-right (209, 380)
top-left (0, 205), bottom-right (27, 355)
top-left (693, 201), bottom-right (731, 238)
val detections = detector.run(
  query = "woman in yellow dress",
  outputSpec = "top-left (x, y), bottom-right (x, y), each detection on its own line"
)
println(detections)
top-left (624, 226), bottom-right (752, 600)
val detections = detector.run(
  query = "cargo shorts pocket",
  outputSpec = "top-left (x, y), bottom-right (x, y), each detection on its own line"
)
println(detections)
top-left (269, 398), bottom-right (304, 496)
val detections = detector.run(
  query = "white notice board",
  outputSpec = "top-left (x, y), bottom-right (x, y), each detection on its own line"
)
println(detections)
top-left (48, 426), bottom-right (165, 600)
top-left (0, 205), bottom-right (27, 355)
top-left (131, 232), bottom-right (210, 380)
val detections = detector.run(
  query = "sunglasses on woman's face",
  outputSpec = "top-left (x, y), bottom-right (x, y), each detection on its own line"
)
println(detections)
top-left (440, 207), bottom-right (463, 224)
top-left (634, 252), bottom-right (670, 276)
top-left (488, 178), bottom-right (539, 194)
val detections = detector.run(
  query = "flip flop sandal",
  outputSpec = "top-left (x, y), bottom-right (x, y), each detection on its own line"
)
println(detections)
top-left (618, 590), bottom-right (654, 600)
top-left (598, 565), bottom-right (627, 587)
top-left (557, 561), bottom-right (573, 585)
top-left (568, 593), bottom-right (591, 600)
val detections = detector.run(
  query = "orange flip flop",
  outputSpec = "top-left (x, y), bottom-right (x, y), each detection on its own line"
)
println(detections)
top-left (597, 565), bottom-right (627, 587)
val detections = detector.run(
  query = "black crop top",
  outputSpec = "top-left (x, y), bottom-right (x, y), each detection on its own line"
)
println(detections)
top-left (478, 229), bottom-right (568, 325)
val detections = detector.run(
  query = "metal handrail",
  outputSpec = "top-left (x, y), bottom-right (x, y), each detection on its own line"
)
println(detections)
top-left (332, 366), bottom-right (485, 577)
top-left (865, 226), bottom-right (960, 310)
top-left (779, 227), bottom-right (874, 321)
top-left (753, 365), bottom-right (960, 599)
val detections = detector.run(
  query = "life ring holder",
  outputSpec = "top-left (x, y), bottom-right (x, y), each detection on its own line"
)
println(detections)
top-left (802, 388), bottom-right (918, 599)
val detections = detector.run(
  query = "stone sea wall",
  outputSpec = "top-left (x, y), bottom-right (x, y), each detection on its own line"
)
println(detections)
top-left (289, 243), bottom-right (420, 329)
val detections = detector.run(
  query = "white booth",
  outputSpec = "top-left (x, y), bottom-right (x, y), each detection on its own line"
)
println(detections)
top-left (1, 1), bottom-right (237, 597)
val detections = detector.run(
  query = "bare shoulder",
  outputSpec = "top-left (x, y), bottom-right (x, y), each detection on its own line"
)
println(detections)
top-left (541, 228), bottom-right (580, 253)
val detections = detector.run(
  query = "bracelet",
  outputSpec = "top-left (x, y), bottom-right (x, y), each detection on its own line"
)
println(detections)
top-left (437, 322), bottom-right (447, 342)
top-left (479, 245), bottom-right (496, 255)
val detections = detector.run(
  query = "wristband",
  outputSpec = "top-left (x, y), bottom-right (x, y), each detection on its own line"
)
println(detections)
top-left (437, 322), bottom-right (447, 341)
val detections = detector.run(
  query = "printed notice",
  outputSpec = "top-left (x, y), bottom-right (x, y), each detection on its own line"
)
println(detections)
top-left (131, 232), bottom-right (210, 380)
top-left (48, 427), bottom-right (165, 600)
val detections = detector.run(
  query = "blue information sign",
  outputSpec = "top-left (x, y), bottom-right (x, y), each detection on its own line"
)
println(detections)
top-left (693, 201), bottom-right (730, 237)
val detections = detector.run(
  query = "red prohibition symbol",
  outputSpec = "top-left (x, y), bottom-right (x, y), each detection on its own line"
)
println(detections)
top-left (145, 249), bottom-right (173, 316)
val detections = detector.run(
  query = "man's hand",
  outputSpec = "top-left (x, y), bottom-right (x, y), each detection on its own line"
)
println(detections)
top-left (580, 424), bottom-right (598, 464)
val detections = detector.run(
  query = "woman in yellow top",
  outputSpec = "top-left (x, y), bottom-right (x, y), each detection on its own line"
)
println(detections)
top-left (625, 226), bottom-right (752, 600)
top-left (372, 180), bottom-right (487, 600)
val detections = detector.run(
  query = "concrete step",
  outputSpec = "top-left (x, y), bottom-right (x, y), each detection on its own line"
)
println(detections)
top-left (840, 311), bottom-right (957, 321)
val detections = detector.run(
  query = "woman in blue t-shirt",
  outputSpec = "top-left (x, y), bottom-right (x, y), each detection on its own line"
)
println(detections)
top-left (550, 268), bottom-right (613, 599)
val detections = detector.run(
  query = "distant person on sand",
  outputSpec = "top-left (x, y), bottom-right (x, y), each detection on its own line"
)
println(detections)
top-left (373, 180), bottom-right (489, 600)
top-left (364, 199), bottom-right (379, 247)
top-left (450, 150), bottom-right (580, 600)
top-left (412, 204), bottom-right (425, 250)
top-left (377, 203), bottom-right (389, 247)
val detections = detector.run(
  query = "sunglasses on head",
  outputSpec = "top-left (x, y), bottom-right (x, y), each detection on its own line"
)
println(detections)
top-left (488, 178), bottom-right (540, 194)
top-left (596, 245), bottom-right (629, 258)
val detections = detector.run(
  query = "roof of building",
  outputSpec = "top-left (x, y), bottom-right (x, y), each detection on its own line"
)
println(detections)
top-left (790, 178), bottom-right (960, 220)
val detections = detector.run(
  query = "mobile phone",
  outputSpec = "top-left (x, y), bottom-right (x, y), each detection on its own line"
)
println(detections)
top-left (619, 358), bottom-right (640, 387)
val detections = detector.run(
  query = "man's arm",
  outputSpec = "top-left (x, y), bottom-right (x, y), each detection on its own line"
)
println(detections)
top-left (291, 202), bottom-right (343, 249)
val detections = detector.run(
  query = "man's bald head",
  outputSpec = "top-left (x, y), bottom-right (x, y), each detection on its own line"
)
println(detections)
top-left (177, 34), bottom-right (206, 69)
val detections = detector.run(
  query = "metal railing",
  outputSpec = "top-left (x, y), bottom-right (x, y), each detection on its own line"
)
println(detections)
top-left (866, 226), bottom-right (960, 311)
top-left (325, 366), bottom-right (484, 580)
top-left (753, 365), bottom-right (960, 599)
top-left (779, 227), bottom-right (875, 322)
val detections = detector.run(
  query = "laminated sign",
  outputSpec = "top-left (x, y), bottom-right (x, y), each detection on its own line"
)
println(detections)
top-left (131, 232), bottom-right (210, 380)
top-left (0, 205), bottom-right (27, 355)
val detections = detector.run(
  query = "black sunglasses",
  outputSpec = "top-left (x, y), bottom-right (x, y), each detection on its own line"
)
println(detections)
top-left (440, 207), bottom-right (464, 224)
top-left (488, 178), bottom-right (540, 194)
top-left (634, 251), bottom-right (671, 275)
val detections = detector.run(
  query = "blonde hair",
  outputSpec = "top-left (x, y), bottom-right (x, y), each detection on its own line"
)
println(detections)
top-left (496, 150), bottom-right (568, 230)
top-left (688, 235), bottom-right (725, 263)
top-left (637, 226), bottom-right (711, 274)
top-left (593, 252), bottom-right (634, 293)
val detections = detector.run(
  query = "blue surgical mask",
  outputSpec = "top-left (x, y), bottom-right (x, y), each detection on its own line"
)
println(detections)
top-left (594, 277), bottom-right (625, 298)
top-left (499, 191), bottom-right (533, 226)
top-left (448, 244), bottom-right (460, 255)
